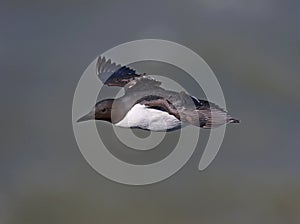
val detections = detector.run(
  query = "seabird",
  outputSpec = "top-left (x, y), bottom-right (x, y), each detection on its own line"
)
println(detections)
top-left (77, 57), bottom-right (240, 131)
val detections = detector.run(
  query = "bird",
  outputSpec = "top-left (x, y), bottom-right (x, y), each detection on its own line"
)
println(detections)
top-left (77, 57), bottom-right (240, 131)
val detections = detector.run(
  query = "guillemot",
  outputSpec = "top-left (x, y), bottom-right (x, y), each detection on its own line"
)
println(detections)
top-left (77, 57), bottom-right (239, 131)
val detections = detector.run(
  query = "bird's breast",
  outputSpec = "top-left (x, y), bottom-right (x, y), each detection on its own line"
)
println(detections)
top-left (115, 104), bottom-right (181, 131)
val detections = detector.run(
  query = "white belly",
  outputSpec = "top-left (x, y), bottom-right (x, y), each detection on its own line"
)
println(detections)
top-left (115, 104), bottom-right (181, 131)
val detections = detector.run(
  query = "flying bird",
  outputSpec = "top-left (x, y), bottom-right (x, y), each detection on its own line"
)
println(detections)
top-left (77, 57), bottom-right (240, 131)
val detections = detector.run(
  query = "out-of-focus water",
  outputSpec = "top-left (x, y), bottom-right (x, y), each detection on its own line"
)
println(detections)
top-left (1, 1), bottom-right (300, 223)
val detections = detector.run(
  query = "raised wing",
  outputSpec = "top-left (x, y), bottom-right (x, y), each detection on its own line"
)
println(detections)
top-left (96, 57), bottom-right (160, 88)
top-left (96, 56), bottom-right (141, 87)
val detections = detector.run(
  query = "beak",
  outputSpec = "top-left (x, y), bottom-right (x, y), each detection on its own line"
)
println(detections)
top-left (77, 111), bottom-right (94, 122)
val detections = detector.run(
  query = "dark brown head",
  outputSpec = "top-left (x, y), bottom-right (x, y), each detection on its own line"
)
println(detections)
top-left (77, 99), bottom-right (114, 122)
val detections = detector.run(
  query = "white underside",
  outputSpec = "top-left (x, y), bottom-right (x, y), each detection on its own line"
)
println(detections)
top-left (115, 104), bottom-right (182, 131)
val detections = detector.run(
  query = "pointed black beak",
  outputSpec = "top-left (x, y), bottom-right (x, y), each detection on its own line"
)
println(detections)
top-left (77, 112), bottom-right (94, 122)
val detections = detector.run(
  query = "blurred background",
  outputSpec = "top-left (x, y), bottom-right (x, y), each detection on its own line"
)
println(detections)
top-left (1, 0), bottom-right (300, 223)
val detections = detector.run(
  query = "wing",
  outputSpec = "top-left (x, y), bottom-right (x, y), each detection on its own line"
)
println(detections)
top-left (136, 95), bottom-right (181, 120)
top-left (137, 95), bottom-right (237, 128)
top-left (96, 56), bottom-right (161, 88)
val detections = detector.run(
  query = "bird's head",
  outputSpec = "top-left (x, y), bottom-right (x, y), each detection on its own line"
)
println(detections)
top-left (77, 99), bottom-right (114, 122)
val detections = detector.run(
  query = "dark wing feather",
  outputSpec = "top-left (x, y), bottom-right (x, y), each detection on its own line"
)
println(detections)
top-left (124, 76), bottom-right (162, 91)
top-left (190, 96), bottom-right (227, 112)
top-left (96, 56), bottom-right (141, 87)
top-left (136, 95), bottom-right (180, 120)
top-left (96, 57), bottom-right (161, 88)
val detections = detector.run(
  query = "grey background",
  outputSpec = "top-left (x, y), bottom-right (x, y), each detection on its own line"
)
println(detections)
top-left (1, 0), bottom-right (300, 223)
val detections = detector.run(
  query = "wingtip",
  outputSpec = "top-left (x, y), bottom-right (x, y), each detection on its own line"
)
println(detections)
top-left (96, 56), bottom-right (105, 74)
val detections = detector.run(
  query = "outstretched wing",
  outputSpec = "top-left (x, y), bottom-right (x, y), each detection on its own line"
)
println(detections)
top-left (96, 56), bottom-right (161, 88)
top-left (96, 56), bottom-right (140, 87)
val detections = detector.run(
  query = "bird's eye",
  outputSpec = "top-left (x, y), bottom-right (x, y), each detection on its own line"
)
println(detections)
top-left (101, 108), bottom-right (106, 113)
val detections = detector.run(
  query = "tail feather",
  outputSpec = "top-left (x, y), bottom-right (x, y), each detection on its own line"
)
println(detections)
top-left (200, 108), bottom-right (240, 129)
